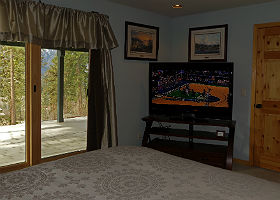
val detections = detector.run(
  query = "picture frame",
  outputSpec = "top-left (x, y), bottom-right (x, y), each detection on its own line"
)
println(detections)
top-left (125, 21), bottom-right (159, 61)
top-left (188, 24), bottom-right (228, 62)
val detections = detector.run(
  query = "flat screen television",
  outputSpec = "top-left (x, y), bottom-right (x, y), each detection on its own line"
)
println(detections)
top-left (149, 62), bottom-right (234, 120)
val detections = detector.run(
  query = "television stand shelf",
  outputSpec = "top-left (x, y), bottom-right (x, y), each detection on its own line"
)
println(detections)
top-left (142, 115), bottom-right (236, 170)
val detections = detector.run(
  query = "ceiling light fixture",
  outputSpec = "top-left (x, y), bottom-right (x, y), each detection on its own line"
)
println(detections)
top-left (172, 4), bottom-right (183, 8)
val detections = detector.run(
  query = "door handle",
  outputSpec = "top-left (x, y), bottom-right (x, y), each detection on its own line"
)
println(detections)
top-left (255, 104), bottom-right (262, 108)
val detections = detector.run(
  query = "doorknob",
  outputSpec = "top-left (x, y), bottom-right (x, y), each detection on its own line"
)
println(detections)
top-left (255, 104), bottom-right (262, 108)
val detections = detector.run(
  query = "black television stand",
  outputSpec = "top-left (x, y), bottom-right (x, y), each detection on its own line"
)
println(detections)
top-left (142, 115), bottom-right (236, 170)
top-left (168, 113), bottom-right (195, 121)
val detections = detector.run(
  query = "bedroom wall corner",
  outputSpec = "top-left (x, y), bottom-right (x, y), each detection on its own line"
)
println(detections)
top-left (169, 0), bottom-right (280, 161)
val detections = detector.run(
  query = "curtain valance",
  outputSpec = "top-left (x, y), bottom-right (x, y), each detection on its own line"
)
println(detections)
top-left (0, 0), bottom-right (118, 49)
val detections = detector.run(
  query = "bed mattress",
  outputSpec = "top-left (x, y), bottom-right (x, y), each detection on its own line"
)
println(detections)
top-left (0, 146), bottom-right (279, 200)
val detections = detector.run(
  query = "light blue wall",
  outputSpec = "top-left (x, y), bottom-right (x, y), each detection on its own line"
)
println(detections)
top-left (170, 0), bottom-right (280, 160)
top-left (39, 0), bottom-right (173, 146)
top-left (38, 0), bottom-right (280, 160)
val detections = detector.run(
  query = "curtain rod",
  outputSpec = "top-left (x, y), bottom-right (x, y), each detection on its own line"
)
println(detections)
top-left (36, 0), bottom-right (99, 14)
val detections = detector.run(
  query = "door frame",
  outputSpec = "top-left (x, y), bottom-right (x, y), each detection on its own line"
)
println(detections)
top-left (250, 22), bottom-right (280, 166)
top-left (0, 42), bottom-right (31, 173)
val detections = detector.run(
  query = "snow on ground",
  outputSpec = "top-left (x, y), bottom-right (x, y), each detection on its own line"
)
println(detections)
top-left (0, 116), bottom-right (87, 167)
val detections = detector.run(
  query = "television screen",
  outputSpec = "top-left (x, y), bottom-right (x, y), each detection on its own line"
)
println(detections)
top-left (149, 62), bottom-right (233, 120)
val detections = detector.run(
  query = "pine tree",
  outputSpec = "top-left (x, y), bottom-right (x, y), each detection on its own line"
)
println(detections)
top-left (41, 50), bottom-right (88, 120)
top-left (10, 49), bottom-right (16, 125)
top-left (0, 45), bottom-right (25, 126)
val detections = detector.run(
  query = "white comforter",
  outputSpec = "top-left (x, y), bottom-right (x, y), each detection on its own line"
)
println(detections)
top-left (0, 146), bottom-right (279, 200)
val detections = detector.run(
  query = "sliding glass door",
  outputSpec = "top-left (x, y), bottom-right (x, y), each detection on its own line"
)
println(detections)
top-left (0, 43), bottom-right (88, 171)
top-left (0, 43), bottom-right (27, 167)
top-left (62, 50), bottom-right (88, 153)
top-left (41, 49), bottom-right (88, 158)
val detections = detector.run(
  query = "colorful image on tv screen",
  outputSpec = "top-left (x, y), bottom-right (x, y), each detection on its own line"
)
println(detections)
top-left (152, 68), bottom-right (231, 108)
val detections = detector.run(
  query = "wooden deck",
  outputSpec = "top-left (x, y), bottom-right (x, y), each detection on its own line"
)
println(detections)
top-left (0, 116), bottom-right (87, 167)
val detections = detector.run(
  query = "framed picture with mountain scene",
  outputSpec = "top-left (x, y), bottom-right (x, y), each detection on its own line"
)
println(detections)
top-left (188, 24), bottom-right (228, 62)
top-left (125, 21), bottom-right (159, 61)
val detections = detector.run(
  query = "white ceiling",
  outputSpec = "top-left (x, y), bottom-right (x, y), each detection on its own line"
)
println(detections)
top-left (108, 0), bottom-right (276, 17)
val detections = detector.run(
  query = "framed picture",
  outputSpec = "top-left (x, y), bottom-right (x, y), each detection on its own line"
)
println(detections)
top-left (188, 24), bottom-right (228, 62)
top-left (125, 21), bottom-right (159, 61)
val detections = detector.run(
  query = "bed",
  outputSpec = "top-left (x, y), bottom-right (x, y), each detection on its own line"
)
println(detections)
top-left (0, 146), bottom-right (279, 200)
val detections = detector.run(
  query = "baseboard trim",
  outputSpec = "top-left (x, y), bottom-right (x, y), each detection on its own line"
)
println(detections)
top-left (233, 158), bottom-right (251, 166)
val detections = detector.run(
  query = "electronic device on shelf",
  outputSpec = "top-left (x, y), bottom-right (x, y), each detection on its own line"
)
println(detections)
top-left (149, 62), bottom-right (234, 120)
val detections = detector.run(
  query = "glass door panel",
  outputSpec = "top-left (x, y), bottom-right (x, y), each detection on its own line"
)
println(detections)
top-left (0, 44), bottom-right (26, 167)
top-left (41, 48), bottom-right (59, 158)
top-left (63, 50), bottom-right (88, 152)
top-left (41, 49), bottom-right (88, 158)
